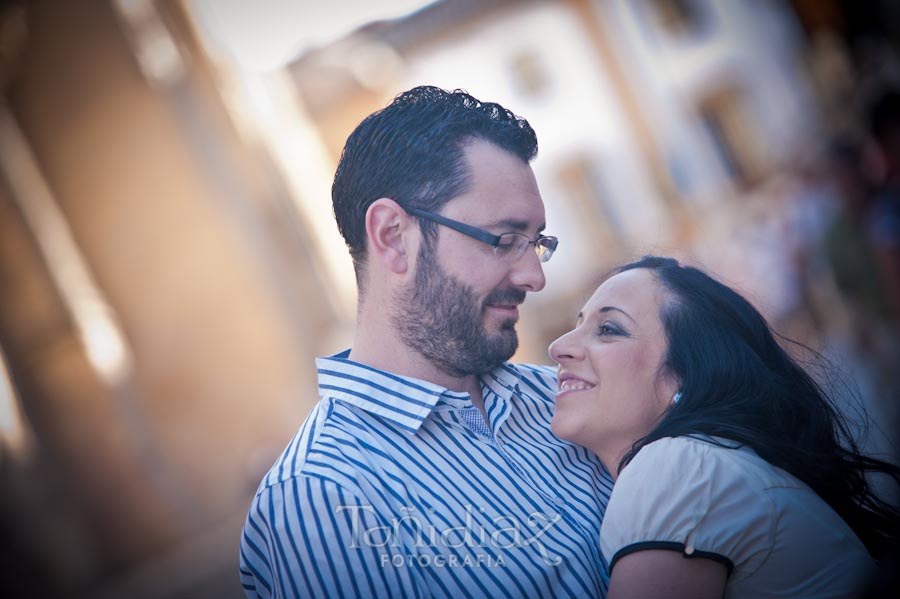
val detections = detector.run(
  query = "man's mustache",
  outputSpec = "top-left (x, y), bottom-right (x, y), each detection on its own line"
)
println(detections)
top-left (482, 288), bottom-right (527, 307)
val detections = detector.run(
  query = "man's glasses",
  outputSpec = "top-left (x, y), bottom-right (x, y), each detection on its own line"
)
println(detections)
top-left (405, 206), bottom-right (558, 263)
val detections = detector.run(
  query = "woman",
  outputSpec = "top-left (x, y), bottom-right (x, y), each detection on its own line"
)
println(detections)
top-left (550, 256), bottom-right (899, 598)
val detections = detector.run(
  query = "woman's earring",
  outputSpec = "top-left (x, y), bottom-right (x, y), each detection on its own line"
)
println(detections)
top-left (672, 392), bottom-right (683, 404)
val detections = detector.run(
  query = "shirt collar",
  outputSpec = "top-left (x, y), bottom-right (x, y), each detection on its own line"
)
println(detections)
top-left (479, 363), bottom-right (525, 432)
top-left (482, 362), bottom-right (525, 397)
top-left (316, 350), bottom-right (523, 434)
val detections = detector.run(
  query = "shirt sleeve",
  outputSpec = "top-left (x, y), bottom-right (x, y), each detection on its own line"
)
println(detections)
top-left (239, 475), bottom-right (420, 599)
top-left (600, 436), bottom-right (775, 577)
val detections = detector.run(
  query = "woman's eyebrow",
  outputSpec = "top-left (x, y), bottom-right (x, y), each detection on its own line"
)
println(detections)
top-left (598, 306), bottom-right (635, 323)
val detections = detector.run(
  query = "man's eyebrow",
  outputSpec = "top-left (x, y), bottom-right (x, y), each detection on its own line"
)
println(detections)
top-left (598, 306), bottom-right (635, 323)
top-left (482, 218), bottom-right (546, 232)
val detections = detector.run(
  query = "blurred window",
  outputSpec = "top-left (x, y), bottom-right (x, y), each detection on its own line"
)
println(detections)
top-left (511, 51), bottom-right (550, 98)
top-left (646, 0), bottom-right (707, 37)
top-left (697, 87), bottom-right (763, 188)
top-left (556, 156), bottom-right (625, 251)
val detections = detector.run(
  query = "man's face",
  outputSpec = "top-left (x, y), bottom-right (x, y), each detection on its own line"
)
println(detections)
top-left (392, 139), bottom-right (548, 377)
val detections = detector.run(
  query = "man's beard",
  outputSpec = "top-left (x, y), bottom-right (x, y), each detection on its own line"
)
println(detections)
top-left (392, 244), bottom-right (525, 377)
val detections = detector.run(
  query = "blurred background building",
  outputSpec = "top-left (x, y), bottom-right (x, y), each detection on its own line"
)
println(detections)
top-left (1, 0), bottom-right (898, 596)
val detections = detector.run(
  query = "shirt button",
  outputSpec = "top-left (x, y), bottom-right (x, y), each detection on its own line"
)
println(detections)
top-left (552, 496), bottom-right (566, 507)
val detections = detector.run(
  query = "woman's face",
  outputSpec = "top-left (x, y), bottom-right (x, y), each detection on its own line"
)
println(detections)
top-left (548, 268), bottom-right (678, 472)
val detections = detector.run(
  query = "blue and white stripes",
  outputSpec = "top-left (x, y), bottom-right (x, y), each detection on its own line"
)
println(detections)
top-left (240, 352), bottom-right (612, 598)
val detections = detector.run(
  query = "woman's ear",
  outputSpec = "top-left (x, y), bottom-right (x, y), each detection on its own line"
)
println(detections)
top-left (660, 369), bottom-right (682, 408)
top-left (365, 198), bottom-right (413, 274)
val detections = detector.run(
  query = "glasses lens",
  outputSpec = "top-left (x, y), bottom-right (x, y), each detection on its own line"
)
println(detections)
top-left (495, 234), bottom-right (558, 262)
top-left (535, 236), bottom-right (557, 263)
top-left (495, 233), bottom-right (529, 260)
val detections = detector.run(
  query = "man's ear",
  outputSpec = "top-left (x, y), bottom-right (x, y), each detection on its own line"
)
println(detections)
top-left (365, 198), bottom-right (415, 274)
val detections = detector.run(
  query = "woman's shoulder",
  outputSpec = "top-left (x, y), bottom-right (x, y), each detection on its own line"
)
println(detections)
top-left (637, 434), bottom-right (744, 454)
top-left (603, 435), bottom-right (778, 577)
top-left (611, 435), bottom-right (777, 524)
top-left (612, 436), bottom-right (784, 540)
top-left (626, 435), bottom-right (744, 476)
top-left (629, 435), bottom-right (804, 491)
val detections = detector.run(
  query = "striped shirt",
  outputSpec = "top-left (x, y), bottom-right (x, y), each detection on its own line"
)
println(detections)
top-left (240, 351), bottom-right (613, 598)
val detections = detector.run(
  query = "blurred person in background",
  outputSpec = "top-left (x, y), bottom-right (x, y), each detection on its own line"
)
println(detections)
top-left (239, 86), bottom-right (612, 598)
top-left (822, 139), bottom-right (888, 326)
top-left (550, 256), bottom-right (900, 599)
top-left (867, 89), bottom-right (900, 327)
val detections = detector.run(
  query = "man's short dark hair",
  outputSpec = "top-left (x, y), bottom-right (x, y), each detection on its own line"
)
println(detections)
top-left (332, 85), bottom-right (538, 283)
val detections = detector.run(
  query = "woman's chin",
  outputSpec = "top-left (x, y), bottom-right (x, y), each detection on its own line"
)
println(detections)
top-left (549, 415), bottom-right (569, 441)
top-left (550, 416), bottom-right (583, 446)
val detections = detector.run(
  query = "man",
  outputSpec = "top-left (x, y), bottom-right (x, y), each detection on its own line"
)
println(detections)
top-left (239, 86), bottom-right (612, 598)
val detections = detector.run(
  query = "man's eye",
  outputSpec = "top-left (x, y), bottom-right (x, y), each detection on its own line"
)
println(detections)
top-left (496, 237), bottom-right (518, 253)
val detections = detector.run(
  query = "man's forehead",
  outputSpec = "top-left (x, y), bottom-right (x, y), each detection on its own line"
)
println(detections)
top-left (443, 140), bottom-right (546, 228)
top-left (440, 192), bottom-right (546, 230)
top-left (441, 184), bottom-right (547, 226)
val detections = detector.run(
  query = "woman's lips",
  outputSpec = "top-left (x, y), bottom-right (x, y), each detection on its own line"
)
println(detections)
top-left (556, 374), bottom-right (596, 397)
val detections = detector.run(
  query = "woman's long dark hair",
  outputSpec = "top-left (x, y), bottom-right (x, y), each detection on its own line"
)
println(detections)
top-left (615, 256), bottom-right (900, 558)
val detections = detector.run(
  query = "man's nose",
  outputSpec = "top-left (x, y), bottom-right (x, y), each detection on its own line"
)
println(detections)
top-left (508, 247), bottom-right (546, 292)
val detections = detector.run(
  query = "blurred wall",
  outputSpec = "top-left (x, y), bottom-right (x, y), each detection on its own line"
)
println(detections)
top-left (1, 0), bottom-right (337, 595)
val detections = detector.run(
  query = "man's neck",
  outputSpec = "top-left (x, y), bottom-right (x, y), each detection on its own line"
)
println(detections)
top-left (349, 310), bottom-right (480, 384)
top-left (349, 315), bottom-right (488, 417)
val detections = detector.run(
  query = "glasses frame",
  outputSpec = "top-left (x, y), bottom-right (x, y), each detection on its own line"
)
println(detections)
top-left (404, 206), bottom-right (558, 263)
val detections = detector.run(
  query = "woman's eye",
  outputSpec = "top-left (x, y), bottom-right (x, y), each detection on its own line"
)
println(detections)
top-left (598, 323), bottom-right (620, 336)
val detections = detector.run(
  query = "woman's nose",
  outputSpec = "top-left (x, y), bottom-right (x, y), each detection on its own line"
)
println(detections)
top-left (548, 330), bottom-right (579, 363)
